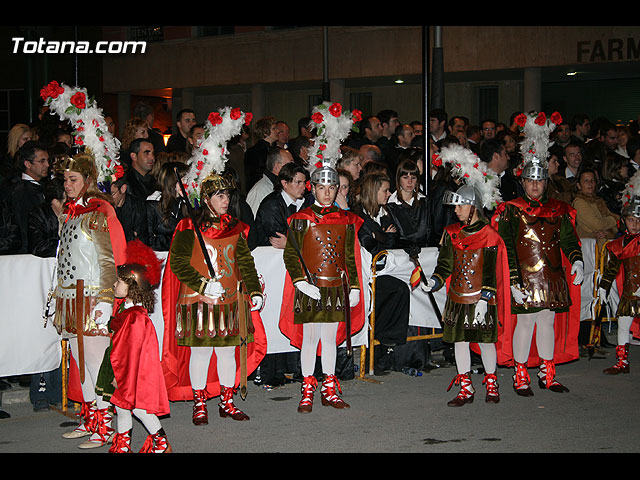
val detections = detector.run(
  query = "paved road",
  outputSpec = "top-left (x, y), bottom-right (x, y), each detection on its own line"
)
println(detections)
top-left (1, 343), bottom-right (639, 454)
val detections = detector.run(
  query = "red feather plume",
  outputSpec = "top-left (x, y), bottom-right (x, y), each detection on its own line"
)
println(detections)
top-left (124, 239), bottom-right (163, 287)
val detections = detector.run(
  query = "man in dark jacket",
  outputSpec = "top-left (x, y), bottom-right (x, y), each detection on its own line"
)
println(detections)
top-left (248, 162), bottom-right (311, 250)
top-left (7, 141), bottom-right (49, 253)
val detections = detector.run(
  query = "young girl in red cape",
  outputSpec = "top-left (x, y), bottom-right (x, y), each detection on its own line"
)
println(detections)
top-left (105, 240), bottom-right (172, 453)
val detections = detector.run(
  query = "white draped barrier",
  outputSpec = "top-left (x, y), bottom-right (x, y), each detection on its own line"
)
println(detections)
top-left (0, 240), bottom-right (610, 377)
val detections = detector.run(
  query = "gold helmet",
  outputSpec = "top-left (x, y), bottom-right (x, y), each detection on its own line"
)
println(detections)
top-left (200, 171), bottom-right (237, 197)
top-left (55, 150), bottom-right (98, 182)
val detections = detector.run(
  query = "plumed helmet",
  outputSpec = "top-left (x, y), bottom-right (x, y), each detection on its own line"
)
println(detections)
top-left (200, 171), bottom-right (237, 197)
top-left (55, 150), bottom-right (98, 182)
top-left (521, 157), bottom-right (549, 181)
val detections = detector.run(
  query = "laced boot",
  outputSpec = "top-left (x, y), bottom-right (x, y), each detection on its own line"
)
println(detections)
top-left (603, 344), bottom-right (630, 375)
top-left (62, 401), bottom-right (97, 439)
top-left (78, 406), bottom-right (115, 449)
top-left (297, 376), bottom-right (318, 413)
top-left (320, 374), bottom-right (350, 409)
top-left (192, 389), bottom-right (209, 426)
top-left (218, 386), bottom-right (250, 421)
top-left (109, 429), bottom-right (132, 453)
top-left (538, 359), bottom-right (569, 392)
top-left (139, 428), bottom-right (173, 453)
top-left (446, 372), bottom-right (475, 407)
top-left (482, 372), bottom-right (500, 403)
top-left (512, 362), bottom-right (534, 397)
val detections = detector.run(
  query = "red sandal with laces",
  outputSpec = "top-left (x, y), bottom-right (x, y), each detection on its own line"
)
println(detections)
top-left (320, 374), bottom-right (350, 409)
top-left (447, 372), bottom-right (475, 407)
top-left (139, 428), bottom-right (173, 453)
top-left (513, 362), bottom-right (534, 397)
top-left (482, 372), bottom-right (500, 403)
top-left (297, 376), bottom-right (318, 413)
top-left (538, 359), bottom-right (569, 392)
top-left (78, 406), bottom-right (114, 449)
top-left (109, 429), bottom-right (132, 453)
top-left (218, 386), bottom-right (250, 421)
top-left (62, 401), bottom-right (97, 439)
top-left (603, 344), bottom-right (630, 375)
top-left (192, 389), bottom-right (209, 426)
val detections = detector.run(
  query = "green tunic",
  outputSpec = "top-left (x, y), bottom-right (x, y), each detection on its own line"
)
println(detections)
top-left (432, 219), bottom-right (499, 344)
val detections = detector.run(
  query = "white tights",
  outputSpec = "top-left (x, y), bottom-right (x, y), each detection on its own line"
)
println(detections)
top-left (188, 346), bottom-right (237, 390)
top-left (69, 335), bottom-right (111, 410)
top-left (513, 310), bottom-right (555, 364)
top-left (454, 342), bottom-right (497, 375)
top-left (300, 323), bottom-right (339, 377)
top-left (115, 406), bottom-right (161, 434)
top-left (617, 316), bottom-right (634, 345)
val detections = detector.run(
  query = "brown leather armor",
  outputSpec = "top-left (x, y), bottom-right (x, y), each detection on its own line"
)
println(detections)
top-left (515, 211), bottom-right (570, 309)
top-left (622, 255), bottom-right (640, 299)
top-left (301, 223), bottom-right (347, 288)
top-left (175, 232), bottom-right (250, 339)
top-left (449, 247), bottom-right (497, 306)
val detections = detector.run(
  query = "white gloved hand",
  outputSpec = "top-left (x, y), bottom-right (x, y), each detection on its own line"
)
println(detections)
top-left (204, 279), bottom-right (224, 299)
top-left (474, 299), bottom-right (488, 322)
top-left (571, 260), bottom-right (584, 285)
top-left (93, 301), bottom-right (112, 325)
top-left (295, 280), bottom-right (321, 300)
top-left (598, 287), bottom-right (609, 302)
top-left (349, 289), bottom-right (360, 307)
top-left (421, 277), bottom-right (436, 293)
top-left (510, 284), bottom-right (530, 305)
top-left (250, 295), bottom-right (263, 311)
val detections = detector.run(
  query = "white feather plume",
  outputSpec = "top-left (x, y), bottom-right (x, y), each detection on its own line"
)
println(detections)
top-left (436, 143), bottom-right (503, 209)
top-left (41, 81), bottom-right (121, 184)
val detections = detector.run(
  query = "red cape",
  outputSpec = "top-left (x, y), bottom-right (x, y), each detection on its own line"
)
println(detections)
top-left (66, 198), bottom-right (127, 404)
top-left (492, 197), bottom-right (581, 367)
top-left (278, 207), bottom-right (365, 352)
top-left (109, 305), bottom-right (170, 416)
top-left (606, 235), bottom-right (640, 339)
top-left (443, 222), bottom-right (511, 355)
top-left (160, 217), bottom-right (267, 402)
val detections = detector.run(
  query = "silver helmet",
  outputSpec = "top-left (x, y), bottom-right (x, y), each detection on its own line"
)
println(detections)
top-left (442, 184), bottom-right (484, 211)
top-left (521, 157), bottom-right (549, 181)
top-left (310, 166), bottom-right (339, 185)
top-left (623, 195), bottom-right (640, 218)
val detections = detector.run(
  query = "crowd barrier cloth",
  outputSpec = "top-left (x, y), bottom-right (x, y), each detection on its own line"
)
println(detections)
top-left (0, 239), bottom-right (611, 377)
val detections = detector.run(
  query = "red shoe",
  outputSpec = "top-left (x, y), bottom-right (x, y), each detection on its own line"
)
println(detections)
top-left (538, 359), bottom-right (569, 392)
top-left (218, 386), bottom-right (250, 421)
top-left (603, 344), bottom-right (630, 375)
top-left (297, 376), bottom-right (317, 413)
top-left (62, 401), bottom-right (97, 439)
top-left (78, 407), bottom-right (114, 449)
top-left (109, 429), bottom-right (132, 453)
top-left (513, 362), bottom-right (534, 397)
top-left (192, 389), bottom-right (209, 426)
top-left (447, 372), bottom-right (475, 407)
top-left (483, 372), bottom-right (500, 403)
top-left (320, 374), bottom-right (350, 409)
top-left (139, 428), bottom-right (172, 453)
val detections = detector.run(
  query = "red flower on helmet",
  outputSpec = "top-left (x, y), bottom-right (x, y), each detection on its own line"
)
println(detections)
top-left (352, 109), bottom-right (362, 123)
top-left (39, 81), bottom-right (65, 101)
top-left (515, 113), bottom-right (527, 128)
top-left (208, 112), bottom-right (222, 126)
top-left (70, 92), bottom-right (86, 110)
top-left (329, 102), bottom-right (342, 117)
top-left (244, 112), bottom-right (253, 126)
top-left (550, 111), bottom-right (563, 125)
top-left (534, 112), bottom-right (547, 126)
top-left (230, 107), bottom-right (242, 120)
top-left (312, 112), bottom-right (324, 124)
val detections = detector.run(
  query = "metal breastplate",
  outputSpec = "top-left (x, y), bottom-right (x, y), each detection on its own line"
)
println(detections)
top-left (515, 212), bottom-right (569, 308)
top-left (301, 223), bottom-right (347, 287)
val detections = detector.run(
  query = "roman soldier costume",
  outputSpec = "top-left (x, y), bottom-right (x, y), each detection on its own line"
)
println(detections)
top-left (41, 81), bottom-right (126, 449)
top-left (492, 111), bottom-right (583, 397)
top-left (279, 102), bottom-right (365, 413)
top-left (424, 144), bottom-right (510, 406)
top-left (161, 107), bottom-right (267, 425)
top-left (598, 174), bottom-right (640, 375)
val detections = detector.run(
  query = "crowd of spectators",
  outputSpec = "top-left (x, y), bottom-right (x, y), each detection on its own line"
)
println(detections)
top-left (2, 99), bottom-right (639, 413)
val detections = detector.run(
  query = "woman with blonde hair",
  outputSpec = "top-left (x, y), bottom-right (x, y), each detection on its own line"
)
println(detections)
top-left (119, 117), bottom-right (149, 165)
